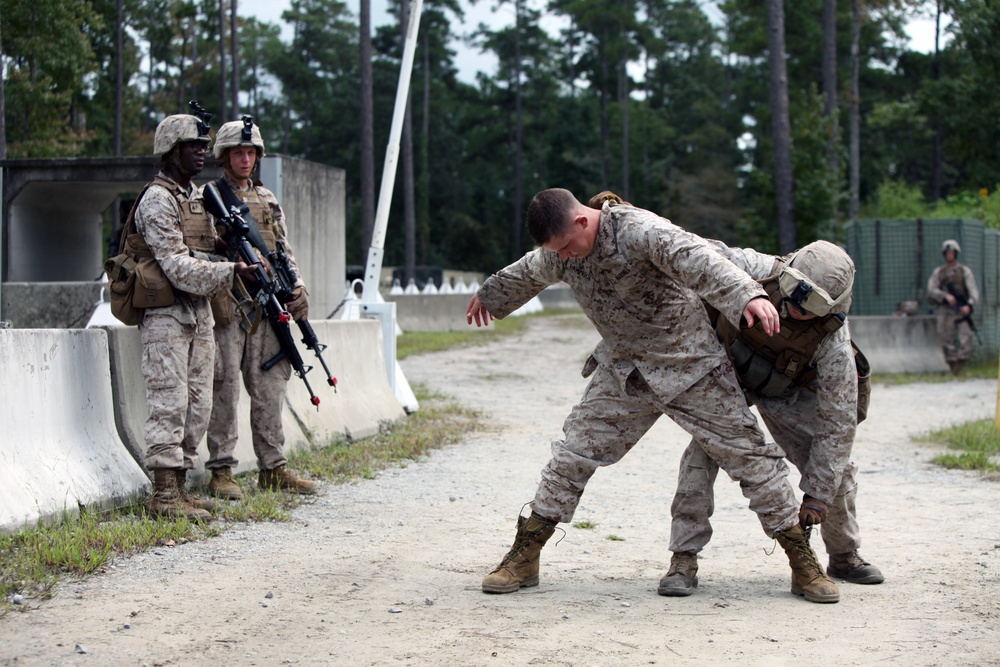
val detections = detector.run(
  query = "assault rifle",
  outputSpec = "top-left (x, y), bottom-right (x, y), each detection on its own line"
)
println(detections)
top-left (202, 182), bottom-right (323, 408)
top-left (210, 176), bottom-right (338, 392)
top-left (264, 243), bottom-right (338, 390)
top-left (945, 281), bottom-right (982, 345)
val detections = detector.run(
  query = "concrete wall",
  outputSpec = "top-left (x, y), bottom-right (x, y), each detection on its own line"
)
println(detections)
top-left (1, 320), bottom-right (405, 531)
top-left (2, 282), bottom-right (102, 328)
top-left (848, 315), bottom-right (949, 374)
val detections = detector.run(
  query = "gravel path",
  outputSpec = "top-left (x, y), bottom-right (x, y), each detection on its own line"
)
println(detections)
top-left (1, 312), bottom-right (998, 666)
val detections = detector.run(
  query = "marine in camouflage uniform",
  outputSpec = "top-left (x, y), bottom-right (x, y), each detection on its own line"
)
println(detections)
top-left (927, 239), bottom-right (979, 374)
top-left (467, 188), bottom-right (839, 603)
top-left (135, 113), bottom-right (251, 520)
top-left (204, 119), bottom-right (317, 499)
top-left (661, 240), bottom-right (884, 600)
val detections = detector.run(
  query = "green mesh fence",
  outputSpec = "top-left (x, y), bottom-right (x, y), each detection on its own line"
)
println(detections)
top-left (844, 218), bottom-right (999, 361)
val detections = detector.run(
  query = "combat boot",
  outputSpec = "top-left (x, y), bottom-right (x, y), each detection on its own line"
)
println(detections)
top-left (173, 469), bottom-right (216, 512)
top-left (828, 551), bottom-right (884, 584)
top-left (482, 513), bottom-right (557, 594)
top-left (658, 551), bottom-right (699, 597)
top-left (147, 469), bottom-right (211, 521)
top-left (774, 524), bottom-right (840, 603)
top-left (258, 465), bottom-right (318, 495)
top-left (209, 467), bottom-right (244, 501)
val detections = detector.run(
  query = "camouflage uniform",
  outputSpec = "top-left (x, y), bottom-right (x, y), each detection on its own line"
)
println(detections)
top-left (135, 175), bottom-right (236, 470)
top-left (670, 244), bottom-right (864, 557)
top-left (927, 259), bottom-right (979, 366)
top-left (477, 202), bottom-right (799, 537)
top-left (206, 174), bottom-right (304, 471)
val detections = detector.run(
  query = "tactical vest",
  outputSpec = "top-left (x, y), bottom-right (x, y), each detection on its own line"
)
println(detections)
top-left (235, 185), bottom-right (278, 252)
top-left (716, 277), bottom-right (845, 397)
top-left (124, 175), bottom-right (217, 257)
top-left (942, 265), bottom-right (968, 300)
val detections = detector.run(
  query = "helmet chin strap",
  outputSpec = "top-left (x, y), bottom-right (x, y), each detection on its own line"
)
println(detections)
top-left (168, 150), bottom-right (198, 179)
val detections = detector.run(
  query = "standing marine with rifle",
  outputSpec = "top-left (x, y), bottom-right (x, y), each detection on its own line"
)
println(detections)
top-left (927, 239), bottom-right (980, 374)
top-left (130, 107), bottom-right (258, 520)
top-left (204, 117), bottom-right (320, 498)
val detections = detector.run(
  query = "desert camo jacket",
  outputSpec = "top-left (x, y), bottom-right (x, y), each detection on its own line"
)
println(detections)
top-left (709, 242), bottom-right (857, 504)
top-left (135, 173), bottom-right (236, 329)
top-left (477, 203), bottom-right (767, 405)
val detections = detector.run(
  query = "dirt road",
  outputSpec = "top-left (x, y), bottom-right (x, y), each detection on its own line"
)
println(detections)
top-left (1, 313), bottom-right (998, 666)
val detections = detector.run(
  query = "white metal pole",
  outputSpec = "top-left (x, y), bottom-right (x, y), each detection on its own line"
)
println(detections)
top-left (362, 0), bottom-right (423, 304)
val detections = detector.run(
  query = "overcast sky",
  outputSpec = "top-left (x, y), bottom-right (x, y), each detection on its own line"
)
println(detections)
top-left (238, 0), bottom-right (947, 86)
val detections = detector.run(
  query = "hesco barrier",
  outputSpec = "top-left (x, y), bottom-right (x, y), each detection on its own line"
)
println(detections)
top-left (1, 320), bottom-right (405, 532)
top-left (845, 218), bottom-right (999, 362)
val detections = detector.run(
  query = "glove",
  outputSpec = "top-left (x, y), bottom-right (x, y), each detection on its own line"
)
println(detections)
top-left (799, 494), bottom-right (828, 528)
top-left (286, 285), bottom-right (309, 320)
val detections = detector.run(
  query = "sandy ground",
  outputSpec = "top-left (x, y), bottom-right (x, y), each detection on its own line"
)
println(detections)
top-left (1, 312), bottom-right (999, 667)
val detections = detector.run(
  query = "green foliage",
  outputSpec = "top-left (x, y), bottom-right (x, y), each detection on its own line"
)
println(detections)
top-left (572, 520), bottom-right (597, 529)
top-left (916, 418), bottom-right (1000, 475)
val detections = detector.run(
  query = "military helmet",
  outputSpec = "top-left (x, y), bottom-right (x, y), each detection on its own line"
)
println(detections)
top-left (778, 240), bottom-right (855, 316)
top-left (942, 239), bottom-right (961, 255)
top-left (153, 114), bottom-right (211, 157)
top-left (213, 117), bottom-right (266, 159)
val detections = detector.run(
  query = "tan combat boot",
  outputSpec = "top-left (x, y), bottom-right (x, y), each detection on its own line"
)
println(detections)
top-left (209, 467), bottom-right (244, 501)
top-left (147, 469), bottom-right (212, 521)
top-left (658, 551), bottom-right (699, 597)
top-left (828, 551), bottom-right (884, 584)
top-left (482, 513), bottom-right (557, 594)
top-left (774, 524), bottom-right (840, 603)
top-left (173, 469), bottom-right (216, 512)
top-left (258, 465), bottom-right (318, 495)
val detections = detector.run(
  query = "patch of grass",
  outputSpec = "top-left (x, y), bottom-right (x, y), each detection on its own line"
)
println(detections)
top-left (0, 384), bottom-right (482, 617)
top-left (606, 534), bottom-right (624, 542)
top-left (572, 520), bottom-right (597, 530)
top-left (873, 355), bottom-right (997, 385)
top-left (916, 418), bottom-right (1000, 474)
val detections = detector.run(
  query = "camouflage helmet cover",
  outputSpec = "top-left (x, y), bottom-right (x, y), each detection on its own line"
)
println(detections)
top-left (213, 119), bottom-right (266, 159)
top-left (153, 114), bottom-right (211, 157)
top-left (942, 239), bottom-right (961, 254)
top-left (780, 240), bottom-right (856, 316)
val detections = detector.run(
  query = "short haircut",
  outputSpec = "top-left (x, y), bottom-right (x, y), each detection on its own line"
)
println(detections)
top-left (526, 188), bottom-right (578, 245)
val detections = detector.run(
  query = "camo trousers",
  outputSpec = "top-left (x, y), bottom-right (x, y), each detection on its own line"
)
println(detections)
top-left (205, 317), bottom-right (291, 471)
top-left (531, 363), bottom-right (798, 538)
top-left (670, 391), bottom-right (863, 556)
top-left (140, 313), bottom-right (215, 470)
top-left (936, 307), bottom-right (975, 363)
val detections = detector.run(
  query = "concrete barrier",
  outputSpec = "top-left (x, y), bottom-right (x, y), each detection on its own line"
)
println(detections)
top-left (849, 315), bottom-right (949, 374)
top-left (104, 319), bottom-right (404, 481)
top-left (0, 329), bottom-right (150, 531)
top-left (287, 319), bottom-right (406, 442)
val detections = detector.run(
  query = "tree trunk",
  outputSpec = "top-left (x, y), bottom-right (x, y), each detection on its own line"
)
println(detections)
top-left (620, 59), bottom-right (629, 202)
top-left (230, 0), bottom-right (239, 117)
top-left (360, 0), bottom-right (375, 254)
top-left (930, 0), bottom-right (942, 203)
top-left (767, 0), bottom-right (796, 253)
top-left (400, 0), bottom-right (416, 284)
top-left (219, 0), bottom-right (227, 120)
top-left (822, 0), bottom-right (839, 178)
top-left (849, 0), bottom-right (860, 219)
top-left (114, 0), bottom-right (123, 156)
top-left (177, 18), bottom-right (187, 113)
top-left (0, 11), bottom-right (6, 159)
top-left (512, 0), bottom-right (524, 260)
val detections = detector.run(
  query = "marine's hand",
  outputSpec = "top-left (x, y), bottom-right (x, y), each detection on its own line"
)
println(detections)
top-left (944, 293), bottom-right (957, 306)
top-left (799, 494), bottom-right (828, 528)
top-left (466, 294), bottom-right (494, 327)
top-left (959, 304), bottom-right (972, 316)
top-left (235, 261), bottom-right (259, 283)
top-left (286, 286), bottom-right (309, 320)
top-left (743, 297), bottom-right (780, 335)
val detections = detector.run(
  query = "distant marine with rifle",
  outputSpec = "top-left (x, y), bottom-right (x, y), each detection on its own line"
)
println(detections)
top-left (927, 239), bottom-right (980, 374)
